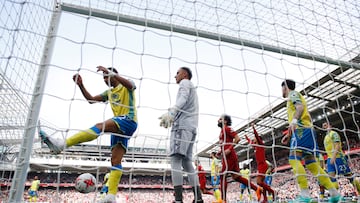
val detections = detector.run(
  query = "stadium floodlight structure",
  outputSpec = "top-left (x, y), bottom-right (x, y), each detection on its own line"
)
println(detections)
top-left (1, 0), bottom-right (359, 202)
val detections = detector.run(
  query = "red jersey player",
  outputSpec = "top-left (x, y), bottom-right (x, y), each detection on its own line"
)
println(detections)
top-left (217, 114), bottom-right (262, 202)
top-left (245, 123), bottom-right (275, 202)
top-left (195, 160), bottom-right (214, 196)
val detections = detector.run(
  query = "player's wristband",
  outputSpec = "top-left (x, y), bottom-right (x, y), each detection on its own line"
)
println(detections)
top-left (291, 118), bottom-right (298, 125)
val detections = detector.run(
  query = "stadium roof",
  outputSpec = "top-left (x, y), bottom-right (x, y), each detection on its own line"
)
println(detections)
top-left (196, 55), bottom-right (360, 160)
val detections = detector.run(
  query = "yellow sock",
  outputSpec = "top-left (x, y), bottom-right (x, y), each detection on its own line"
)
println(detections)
top-left (289, 159), bottom-right (308, 190)
top-left (66, 129), bottom-right (98, 147)
top-left (239, 193), bottom-right (243, 200)
top-left (214, 189), bottom-right (221, 200)
top-left (353, 179), bottom-right (360, 194)
top-left (108, 168), bottom-right (122, 195)
top-left (306, 162), bottom-right (335, 190)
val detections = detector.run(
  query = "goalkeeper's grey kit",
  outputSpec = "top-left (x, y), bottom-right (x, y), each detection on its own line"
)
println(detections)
top-left (170, 79), bottom-right (199, 157)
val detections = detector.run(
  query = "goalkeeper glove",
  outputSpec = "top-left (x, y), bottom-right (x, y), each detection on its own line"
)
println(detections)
top-left (159, 108), bottom-right (177, 128)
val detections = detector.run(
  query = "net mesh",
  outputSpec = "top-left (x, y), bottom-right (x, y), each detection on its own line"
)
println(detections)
top-left (1, 0), bottom-right (359, 202)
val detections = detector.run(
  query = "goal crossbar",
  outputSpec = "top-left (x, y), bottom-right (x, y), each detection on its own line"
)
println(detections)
top-left (60, 3), bottom-right (360, 70)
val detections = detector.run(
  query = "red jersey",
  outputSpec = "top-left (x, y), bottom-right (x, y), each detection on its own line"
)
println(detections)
top-left (219, 126), bottom-right (237, 152)
top-left (197, 165), bottom-right (206, 181)
top-left (219, 126), bottom-right (240, 172)
top-left (246, 126), bottom-right (267, 174)
top-left (253, 127), bottom-right (266, 163)
top-left (197, 165), bottom-right (207, 189)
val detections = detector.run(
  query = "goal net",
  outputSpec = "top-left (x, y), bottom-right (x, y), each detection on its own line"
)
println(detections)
top-left (1, 0), bottom-right (359, 202)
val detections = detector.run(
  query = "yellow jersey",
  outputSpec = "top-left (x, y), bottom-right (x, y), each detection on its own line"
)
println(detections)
top-left (287, 90), bottom-right (312, 128)
top-left (30, 180), bottom-right (40, 191)
top-left (101, 83), bottom-right (137, 122)
top-left (211, 158), bottom-right (220, 176)
top-left (240, 168), bottom-right (250, 179)
top-left (324, 130), bottom-right (343, 158)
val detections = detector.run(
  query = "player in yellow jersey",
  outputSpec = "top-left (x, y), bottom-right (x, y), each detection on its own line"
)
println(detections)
top-left (281, 79), bottom-right (341, 203)
top-left (322, 122), bottom-right (360, 197)
top-left (40, 66), bottom-right (138, 203)
top-left (210, 152), bottom-right (222, 202)
top-left (100, 171), bottom-right (111, 198)
top-left (264, 160), bottom-right (274, 202)
top-left (28, 176), bottom-right (40, 202)
top-left (239, 164), bottom-right (252, 202)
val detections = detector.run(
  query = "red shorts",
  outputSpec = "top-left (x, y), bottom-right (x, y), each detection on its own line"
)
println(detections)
top-left (257, 161), bottom-right (268, 177)
top-left (221, 150), bottom-right (240, 173)
top-left (199, 179), bottom-right (206, 189)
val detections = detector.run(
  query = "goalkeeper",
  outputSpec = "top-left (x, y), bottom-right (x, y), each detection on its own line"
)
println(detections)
top-left (159, 67), bottom-right (203, 203)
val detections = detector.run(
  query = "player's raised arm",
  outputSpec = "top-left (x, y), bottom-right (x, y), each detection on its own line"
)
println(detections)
top-left (244, 134), bottom-right (252, 144)
top-left (73, 73), bottom-right (103, 104)
top-left (252, 124), bottom-right (263, 145)
top-left (97, 65), bottom-right (135, 90)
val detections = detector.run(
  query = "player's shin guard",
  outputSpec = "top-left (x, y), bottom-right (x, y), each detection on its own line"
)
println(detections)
top-left (214, 189), bottom-right (221, 201)
top-left (306, 161), bottom-right (335, 190)
top-left (333, 180), bottom-right (339, 189)
top-left (66, 126), bottom-right (100, 147)
top-left (108, 164), bottom-right (123, 195)
top-left (353, 178), bottom-right (360, 194)
top-left (289, 159), bottom-right (308, 190)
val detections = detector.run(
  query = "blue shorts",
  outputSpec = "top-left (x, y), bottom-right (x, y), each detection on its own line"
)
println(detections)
top-left (290, 128), bottom-right (319, 157)
top-left (101, 185), bottom-right (108, 194)
top-left (326, 156), bottom-right (351, 175)
top-left (111, 116), bottom-right (137, 150)
top-left (240, 183), bottom-right (249, 189)
top-left (265, 175), bottom-right (272, 185)
top-left (211, 175), bottom-right (220, 186)
top-left (28, 190), bottom-right (38, 197)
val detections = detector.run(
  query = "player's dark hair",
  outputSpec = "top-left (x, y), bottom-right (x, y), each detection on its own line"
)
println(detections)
top-left (107, 67), bottom-right (118, 73)
top-left (281, 79), bottom-right (295, 90)
top-left (222, 114), bottom-right (232, 126)
top-left (181, 67), bottom-right (192, 80)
